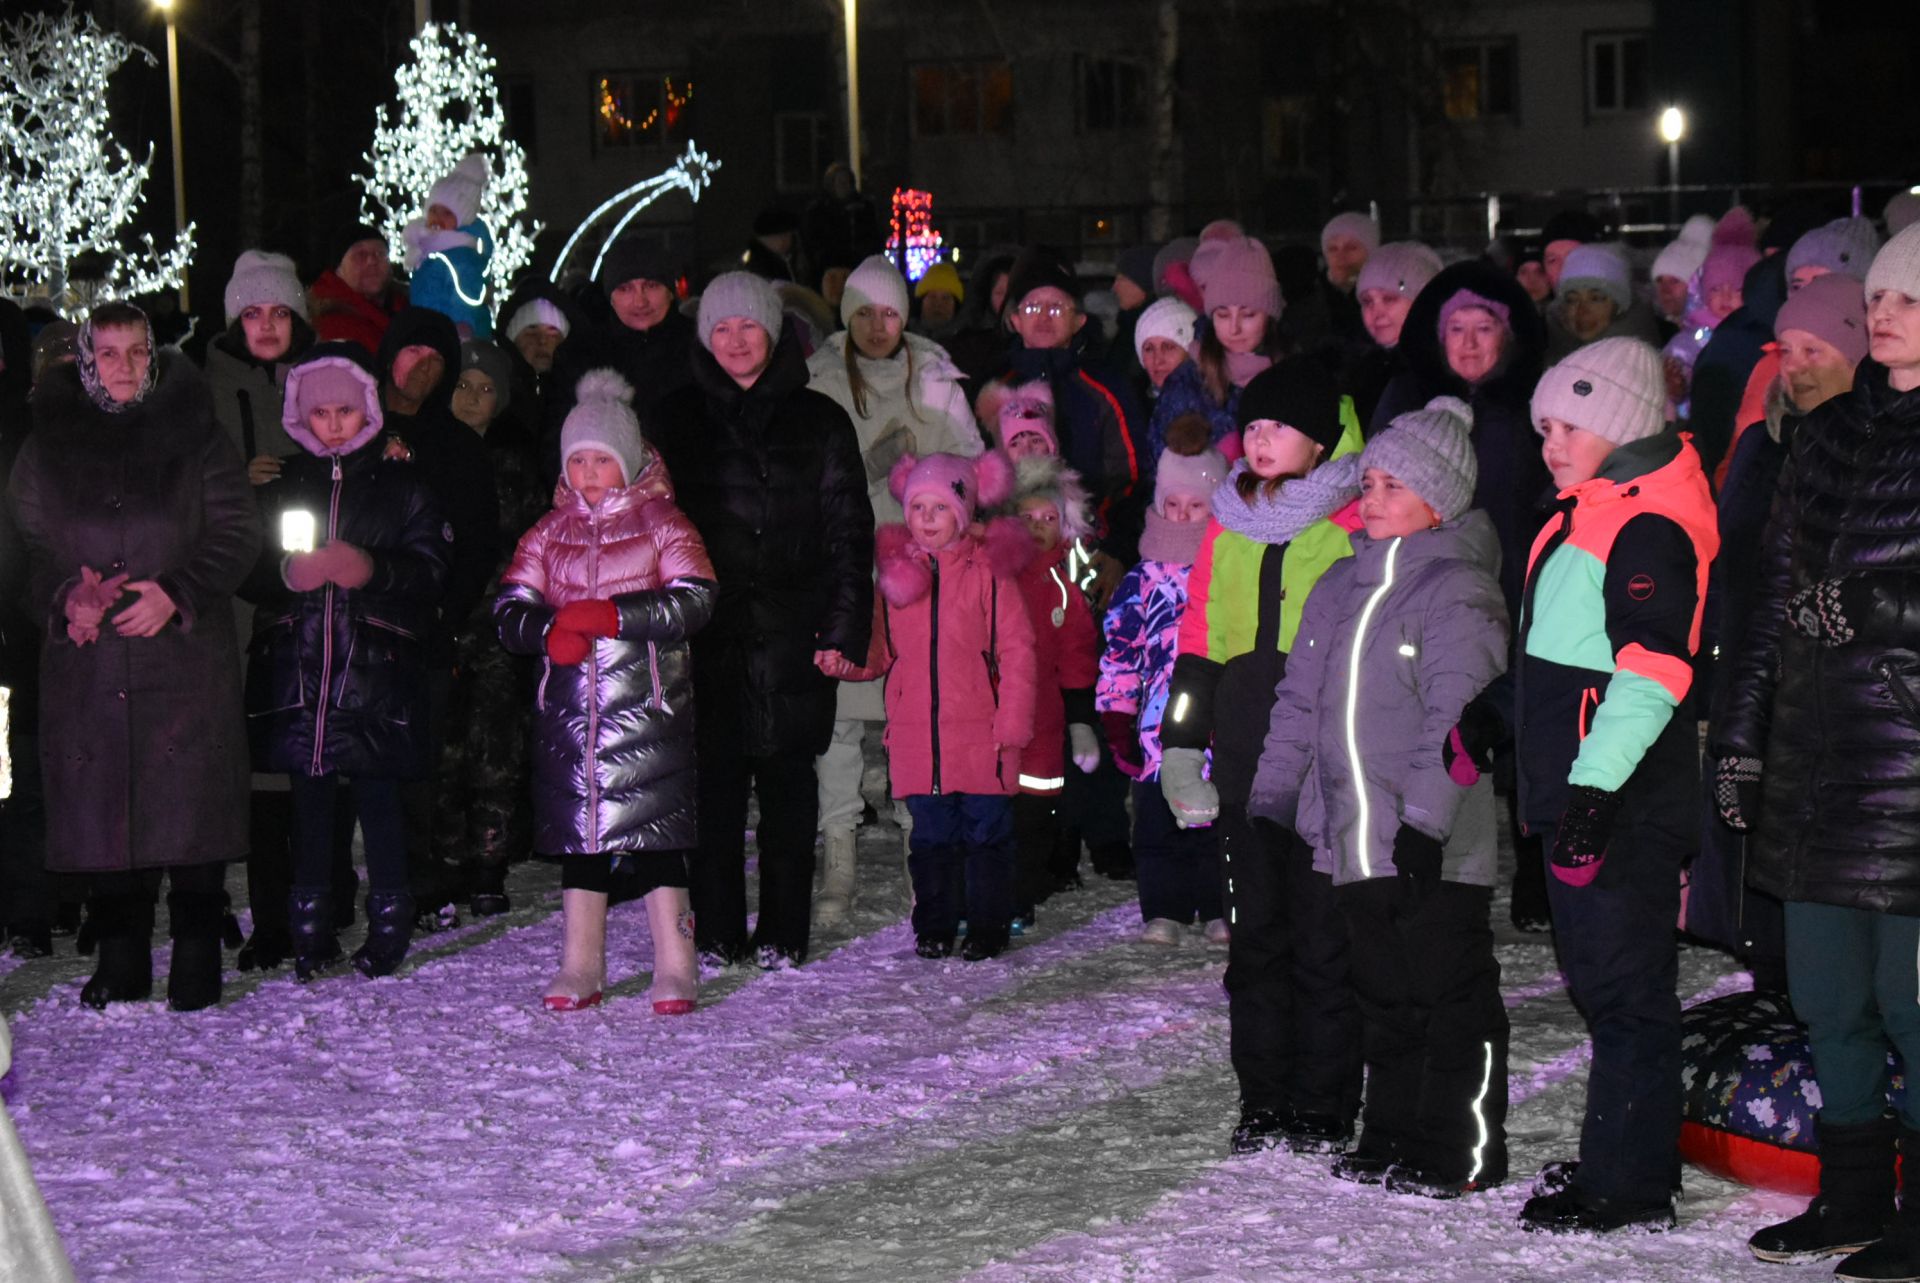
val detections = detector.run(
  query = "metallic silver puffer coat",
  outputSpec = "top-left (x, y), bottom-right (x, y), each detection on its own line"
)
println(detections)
top-left (494, 457), bottom-right (716, 855)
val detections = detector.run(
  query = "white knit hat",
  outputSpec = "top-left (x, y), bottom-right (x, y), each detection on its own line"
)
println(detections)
top-left (1355, 242), bottom-right (1443, 298)
top-left (427, 152), bottom-right (490, 227)
top-left (1649, 237), bottom-right (1708, 286)
top-left (504, 298), bottom-right (570, 341)
top-left (560, 369), bottom-right (647, 485)
top-left (696, 271), bottom-right (785, 350)
top-left (1321, 211), bottom-right (1381, 252)
top-left (1865, 222), bottom-right (1920, 303)
top-left (1531, 337), bottom-right (1667, 446)
top-left (1133, 297), bottom-right (1198, 361)
top-left (223, 249), bottom-right (307, 325)
top-left (1360, 396), bottom-right (1478, 521)
top-left (840, 254), bottom-right (910, 327)
top-left (1557, 243), bottom-right (1633, 311)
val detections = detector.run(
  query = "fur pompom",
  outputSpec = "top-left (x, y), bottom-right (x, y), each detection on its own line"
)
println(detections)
top-left (973, 449), bottom-right (1016, 509)
top-left (887, 452), bottom-right (920, 505)
top-left (983, 516), bottom-right (1037, 578)
top-left (1163, 412), bottom-right (1214, 457)
top-left (574, 368), bottom-right (635, 407)
top-left (875, 523), bottom-right (933, 607)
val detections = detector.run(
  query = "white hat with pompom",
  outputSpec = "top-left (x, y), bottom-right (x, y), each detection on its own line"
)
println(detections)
top-left (560, 369), bottom-right (646, 485)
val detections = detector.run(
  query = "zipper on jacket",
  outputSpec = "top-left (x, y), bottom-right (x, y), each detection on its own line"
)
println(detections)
top-left (1344, 536), bottom-right (1402, 879)
top-left (647, 641), bottom-right (663, 710)
top-left (310, 455), bottom-right (344, 777)
top-left (929, 557), bottom-right (942, 795)
top-left (583, 509), bottom-right (603, 850)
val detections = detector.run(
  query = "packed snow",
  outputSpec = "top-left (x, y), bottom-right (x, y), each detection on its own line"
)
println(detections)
top-left (0, 813), bottom-right (1812, 1282)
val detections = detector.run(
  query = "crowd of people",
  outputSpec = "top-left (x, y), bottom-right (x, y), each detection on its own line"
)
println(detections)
top-left (3, 148), bottom-right (1920, 1267)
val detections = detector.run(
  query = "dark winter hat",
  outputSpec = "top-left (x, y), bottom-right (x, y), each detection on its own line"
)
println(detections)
top-left (1003, 248), bottom-right (1082, 313)
top-left (1115, 245), bottom-right (1160, 294)
top-left (334, 224), bottom-right (386, 262)
top-left (29, 319), bottom-right (77, 384)
top-left (458, 339), bottom-right (513, 415)
top-left (1361, 396), bottom-right (1478, 522)
top-left (1774, 272), bottom-right (1868, 367)
top-left (1150, 237), bottom-right (1199, 296)
top-left (1540, 209), bottom-right (1604, 246)
top-left (1235, 357), bottom-right (1344, 455)
top-left (600, 237), bottom-right (681, 295)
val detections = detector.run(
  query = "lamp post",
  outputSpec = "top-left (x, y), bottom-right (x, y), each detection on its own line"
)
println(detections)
top-left (153, 0), bottom-right (188, 312)
top-left (843, 0), bottom-right (862, 189)
top-left (1658, 106), bottom-right (1686, 235)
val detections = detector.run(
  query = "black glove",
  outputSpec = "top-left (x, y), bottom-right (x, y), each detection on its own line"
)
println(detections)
top-left (1714, 756), bottom-right (1762, 832)
top-left (1549, 785), bottom-right (1621, 887)
top-left (1390, 823), bottom-right (1444, 906)
top-left (1443, 695), bottom-right (1509, 779)
top-left (1787, 577), bottom-right (1874, 647)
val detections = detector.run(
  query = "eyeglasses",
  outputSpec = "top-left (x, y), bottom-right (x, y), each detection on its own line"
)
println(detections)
top-left (1017, 302), bottom-right (1075, 319)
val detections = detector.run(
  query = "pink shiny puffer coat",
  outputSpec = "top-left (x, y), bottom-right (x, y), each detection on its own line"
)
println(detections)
top-left (494, 457), bottom-right (716, 854)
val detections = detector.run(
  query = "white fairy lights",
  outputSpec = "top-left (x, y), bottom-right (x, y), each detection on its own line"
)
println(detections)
top-left (357, 22), bottom-right (540, 304)
top-left (0, 10), bottom-right (195, 308)
top-left (551, 140), bottom-right (720, 285)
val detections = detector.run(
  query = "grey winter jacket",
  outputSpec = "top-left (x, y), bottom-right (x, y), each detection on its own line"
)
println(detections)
top-left (494, 457), bottom-right (717, 855)
top-left (1249, 512), bottom-right (1509, 887)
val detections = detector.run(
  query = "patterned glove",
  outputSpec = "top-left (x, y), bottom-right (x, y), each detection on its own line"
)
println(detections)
top-left (1159, 747), bottom-right (1218, 829)
top-left (1391, 824), bottom-right (1444, 907)
top-left (1714, 756), bottom-right (1762, 832)
top-left (1787, 578), bottom-right (1872, 647)
top-left (1549, 785), bottom-right (1621, 887)
top-left (1100, 711), bottom-right (1145, 780)
top-left (555, 599), bottom-right (619, 638)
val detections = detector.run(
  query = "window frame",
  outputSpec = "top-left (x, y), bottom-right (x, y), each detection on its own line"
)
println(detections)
top-left (590, 70), bottom-right (695, 154)
top-left (908, 59), bottom-right (1015, 139)
top-left (1583, 30), bottom-right (1651, 120)
top-left (1439, 37), bottom-right (1519, 123)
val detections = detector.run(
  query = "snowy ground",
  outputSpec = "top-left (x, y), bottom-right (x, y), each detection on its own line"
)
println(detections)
top-left (0, 809), bottom-right (1811, 1283)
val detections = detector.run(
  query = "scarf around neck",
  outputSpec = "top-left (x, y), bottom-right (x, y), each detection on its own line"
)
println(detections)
top-left (1207, 454), bottom-right (1361, 547)
top-left (1138, 506), bottom-right (1208, 564)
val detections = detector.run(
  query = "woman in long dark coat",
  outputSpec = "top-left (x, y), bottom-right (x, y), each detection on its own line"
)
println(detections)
top-left (8, 303), bottom-right (261, 1011)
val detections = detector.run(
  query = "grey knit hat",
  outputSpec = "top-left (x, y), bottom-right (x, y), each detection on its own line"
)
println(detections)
top-left (224, 249), bottom-right (308, 325)
top-left (1531, 337), bottom-right (1666, 446)
top-left (1787, 218), bottom-right (1882, 283)
top-left (1866, 222), bottom-right (1920, 303)
top-left (1556, 243), bottom-right (1632, 311)
top-left (560, 369), bottom-right (647, 485)
top-left (1355, 242), bottom-right (1443, 298)
top-left (1321, 211), bottom-right (1381, 252)
top-left (1360, 396), bottom-right (1477, 522)
top-left (696, 270), bottom-right (784, 350)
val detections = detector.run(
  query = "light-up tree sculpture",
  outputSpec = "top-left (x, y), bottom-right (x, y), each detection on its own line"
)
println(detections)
top-left (0, 9), bottom-right (195, 308)
top-left (358, 22), bottom-right (539, 304)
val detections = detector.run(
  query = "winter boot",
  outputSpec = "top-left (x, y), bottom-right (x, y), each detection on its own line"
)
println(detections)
top-left (165, 889), bottom-right (226, 1012)
top-left (1089, 838), bottom-right (1136, 882)
top-left (962, 926), bottom-right (1010, 962)
top-left (237, 924), bottom-right (289, 972)
top-left (353, 891), bottom-right (416, 978)
top-left (1519, 1185), bottom-right (1676, 1235)
top-left (79, 894), bottom-right (154, 1009)
top-left (1749, 1115), bottom-right (1895, 1263)
top-left (468, 863), bottom-right (510, 918)
top-left (813, 827), bottom-right (857, 929)
top-left (288, 888), bottom-right (343, 982)
top-left (645, 886), bottom-right (699, 1016)
top-left (1283, 1112), bottom-right (1355, 1155)
top-left (1832, 1123), bottom-right (1920, 1282)
top-left (544, 888), bottom-right (607, 1011)
top-left (1230, 1105), bottom-right (1291, 1156)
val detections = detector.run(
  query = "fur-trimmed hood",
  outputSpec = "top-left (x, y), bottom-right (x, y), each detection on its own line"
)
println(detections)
top-left (30, 348), bottom-right (216, 461)
top-left (875, 516), bottom-right (1033, 608)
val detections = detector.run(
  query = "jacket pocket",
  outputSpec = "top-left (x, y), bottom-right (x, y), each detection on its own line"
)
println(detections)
top-left (245, 614), bottom-right (304, 716)
top-left (1577, 687), bottom-right (1600, 741)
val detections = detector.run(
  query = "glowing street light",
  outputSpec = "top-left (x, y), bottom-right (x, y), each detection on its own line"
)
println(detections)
top-left (152, 0), bottom-right (188, 311)
top-left (1658, 107), bottom-right (1687, 232)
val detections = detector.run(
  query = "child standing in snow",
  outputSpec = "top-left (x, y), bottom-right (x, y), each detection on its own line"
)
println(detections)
top-left (1250, 397), bottom-right (1511, 1197)
top-left (1098, 415), bottom-right (1229, 944)
top-left (244, 343), bottom-right (450, 982)
top-left (403, 152), bottom-right (494, 339)
top-left (833, 451), bottom-right (1038, 960)
top-left (997, 453), bottom-right (1102, 929)
top-left (495, 371), bottom-right (717, 1014)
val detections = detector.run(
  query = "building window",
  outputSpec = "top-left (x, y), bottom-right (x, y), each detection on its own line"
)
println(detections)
top-left (594, 72), bottom-right (694, 150)
top-left (1441, 39), bottom-right (1517, 121)
top-left (1263, 96), bottom-right (1310, 172)
top-left (500, 77), bottom-right (537, 165)
top-left (1585, 32), bottom-right (1650, 115)
top-left (911, 61), bottom-right (1014, 137)
top-left (1074, 56), bottom-right (1147, 133)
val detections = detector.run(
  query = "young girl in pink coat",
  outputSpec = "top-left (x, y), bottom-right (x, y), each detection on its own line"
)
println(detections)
top-left (833, 451), bottom-right (1038, 960)
top-left (495, 371), bottom-right (717, 1014)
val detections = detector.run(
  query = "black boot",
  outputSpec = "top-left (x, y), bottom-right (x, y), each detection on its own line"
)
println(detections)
top-left (165, 889), bottom-right (225, 1012)
top-left (467, 863), bottom-right (510, 918)
top-left (1833, 1123), bottom-right (1920, 1282)
top-left (1230, 1105), bottom-right (1291, 1155)
top-left (1748, 1116), bottom-right (1894, 1263)
top-left (1088, 838), bottom-right (1136, 882)
top-left (237, 925), bottom-right (289, 972)
top-left (79, 894), bottom-right (154, 1009)
top-left (353, 891), bottom-right (416, 978)
top-left (289, 888), bottom-right (343, 982)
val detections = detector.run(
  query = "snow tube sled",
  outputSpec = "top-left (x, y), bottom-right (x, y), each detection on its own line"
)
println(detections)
top-left (1679, 990), bottom-right (1909, 1194)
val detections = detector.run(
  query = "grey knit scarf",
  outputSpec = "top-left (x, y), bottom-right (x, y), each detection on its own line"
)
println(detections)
top-left (1207, 454), bottom-right (1361, 547)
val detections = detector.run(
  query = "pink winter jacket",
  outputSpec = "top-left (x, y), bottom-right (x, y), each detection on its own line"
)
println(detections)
top-left (850, 520), bottom-right (1038, 798)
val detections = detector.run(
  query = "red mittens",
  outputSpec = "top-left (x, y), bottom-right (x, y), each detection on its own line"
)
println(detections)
top-left (554, 599), bottom-right (619, 638)
top-left (545, 626), bottom-right (589, 666)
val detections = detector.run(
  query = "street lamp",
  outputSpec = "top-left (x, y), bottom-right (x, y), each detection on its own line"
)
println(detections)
top-left (153, 0), bottom-right (188, 312)
top-left (1658, 106), bottom-right (1686, 233)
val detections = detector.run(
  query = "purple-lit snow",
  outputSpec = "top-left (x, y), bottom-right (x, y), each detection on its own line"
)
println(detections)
top-left (1, 820), bottom-right (1812, 1282)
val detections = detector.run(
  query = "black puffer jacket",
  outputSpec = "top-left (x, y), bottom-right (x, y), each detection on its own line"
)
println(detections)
top-left (243, 348), bottom-right (451, 778)
top-left (542, 307), bottom-right (696, 483)
top-left (648, 331), bottom-right (874, 758)
top-left (1714, 362), bottom-right (1920, 913)
top-left (1374, 259), bottom-right (1551, 624)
